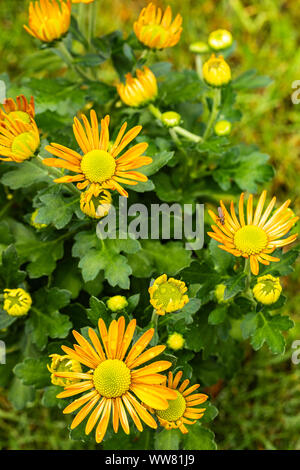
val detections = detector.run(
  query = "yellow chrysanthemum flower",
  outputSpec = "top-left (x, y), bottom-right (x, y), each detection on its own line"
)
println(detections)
top-left (0, 116), bottom-right (40, 163)
top-left (117, 67), bottom-right (158, 108)
top-left (3, 288), bottom-right (32, 317)
top-left (107, 295), bottom-right (128, 312)
top-left (151, 371), bottom-right (208, 434)
top-left (202, 54), bottom-right (231, 87)
top-left (80, 189), bottom-right (112, 219)
top-left (31, 209), bottom-right (48, 229)
top-left (253, 275), bottom-right (282, 305)
top-left (208, 191), bottom-right (299, 275)
top-left (53, 316), bottom-right (177, 443)
top-left (134, 3), bottom-right (182, 50)
top-left (208, 29), bottom-right (233, 51)
top-left (149, 274), bottom-right (189, 316)
top-left (24, 0), bottom-right (71, 43)
top-left (214, 120), bottom-right (232, 136)
top-left (48, 354), bottom-right (82, 387)
top-left (43, 110), bottom-right (152, 198)
top-left (167, 332), bottom-right (185, 351)
top-left (0, 95), bottom-right (35, 124)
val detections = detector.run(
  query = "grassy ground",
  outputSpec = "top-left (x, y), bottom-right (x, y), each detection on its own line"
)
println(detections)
top-left (0, 0), bottom-right (299, 450)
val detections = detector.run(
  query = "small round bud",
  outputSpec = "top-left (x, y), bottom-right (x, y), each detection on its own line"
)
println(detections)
top-left (202, 54), bottom-right (231, 87)
top-left (107, 295), bottom-right (128, 312)
top-left (214, 120), bottom-right (232, 136)
top-left (215, 284), bottom-right (230, 304)
top-left (253, 275), bottom-right (282, 305)
top-left (167, 332), bottom-right (185, 351)
top-left (161, 111), bottom-right (181, 128)
top-left (208, 29), bottom-right (233, 51)
top-left (3, 288), bottom-right (32, 316)
top-left (189, 41), bottom-right (209, 54)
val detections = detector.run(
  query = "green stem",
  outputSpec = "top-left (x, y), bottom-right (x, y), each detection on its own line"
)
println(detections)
top-left (0, 201), bottom-right (13, 219)
top-left (87, 1), bottom-right (97, 48)
top-left (195, 54), bottom-right (203, 80)
top-left (78, 2), bottom-right (86, 35)
top-left (150, 309), bottom-right (158, 329)
top-left (56, 41), bottom-right (92, 81)
top-left (243, 258), bottom-right (257, 307)
top-left (203, 88), bottom-right (221, 140)
top-left (173, 125), bottom-right (203, 143)
top-left (148, 103), bottom-right (162, 120)
top-left (148, 104), bottom-right (203, 143)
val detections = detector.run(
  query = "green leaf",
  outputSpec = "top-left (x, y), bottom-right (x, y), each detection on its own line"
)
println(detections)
top-left (7, 376), bottom-right (35, 410)
top-left (260, 248), bottom-right (299, 276)
top-left (25, 288), bottom-right (72, 350)
top-left (14, 357), bottom-right (50, 388)
top-left (154, 429), bottom-right (181, 450)
top-left (73, 231), bottom-right (140, 288)
top-left (87, 296), bottom-right (110, 326)
top-left (209, 239), bottom-right (233, 272)
top-left (0, 308), bottom-right (17, 328)
top-left (1, 161), bottom-right (50, 189)
top-left (141, 151), bottom-right (174, 177)
top-left (35, 192), bottom-right (79, 229)
top-left (128, 240), bottom-right (192, 278)
top-left (224, 273), bottom-right (246, 300)
top-left (42, 385), bottom-right (63, 408)
top-left (233, 69), bottom-right (273, 90)
top-left (0, 245), bottom-right (26, 287)
top-left (208, 305), bottom-right (227, 325)
top-left (233, 151), bottom-right (274, 192)
top-left (183, 423), bottom-right (217, 450)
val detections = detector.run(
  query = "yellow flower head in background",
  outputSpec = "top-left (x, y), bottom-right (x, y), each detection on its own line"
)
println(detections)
top-left (43, 110), bottom-right (152, 198)
top-left (0, 116), bottom-right (40, 163)
top-left (202, 54), bottom-right (231, 87)
top-left (253, 274), bottom-right (282, 305)
top-left (72, 0), bottom-right (94, 3)
top-left (151, 371), bottom-right (208, 434)
top-left (107, 295), bottom-right (128, 312)
top-left (80, 189), bottom-right (112, 219)
top-left (215, 284), bottom-right (230, 304)
top-left (53, 317), bottom-right (177, 443)
top-left (134, 3), bottom-right (182, 50)
top-left (208, 191), bottom-right (299, 275)
top-left (48, 354), bottom-right (82, 387)
top-left (24, 0), bottom-right (72, 43)
top-left (167, 332), bottom-right (185, 351)
top-left (149, 274), bottom-right (189, 316)
top-left (117, 67), bottom-right (158, 108)
top-left (3, 288), bottom-right (32, 317)
top-left (0, 95), bottom-right (35, 124)
top-left (208, 29), bottom-right (233, 51)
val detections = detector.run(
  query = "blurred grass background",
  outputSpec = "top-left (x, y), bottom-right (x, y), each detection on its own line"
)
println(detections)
top-left (0, 0), bottom-right (299, 450)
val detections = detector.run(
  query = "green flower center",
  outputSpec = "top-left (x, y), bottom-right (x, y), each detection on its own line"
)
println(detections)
top-left (80, 150), bottom-right (116, 184)
top-left (153, 282), bottom-right (182, 310)
top-left (234, 225), bottom-right (268, 255)
top-left (156, 390), bottom-right (186, 422)
top-left (93, 359), bottom-right (131, 398)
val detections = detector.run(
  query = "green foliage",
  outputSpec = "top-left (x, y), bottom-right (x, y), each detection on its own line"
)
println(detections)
top-left (0, 0), bottom-right (298, 453)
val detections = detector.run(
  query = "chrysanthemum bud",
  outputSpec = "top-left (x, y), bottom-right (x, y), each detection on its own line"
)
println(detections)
top-left (215, 284), bottom-right (230, 304)
top-left (202, 54), bottom-right (231, 87)
top-left (208, 29), bottom-right (233, 51)
top-left (214, 120), bottom-right (232, 136)
top-left (47, 354), bottom-right (82, 387)
top-left (167, 332), bottom-right (185, 351)
top-left (149, 274), bottom-right (189, 316)
top-left (253, 275), bottom-right (282, 305)
top-left (107, 295), bottom-right (128, 312)
top-left (161, 111), bottom-right (181, 128)
top-left (3, 288), bottom-right (32, 316)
